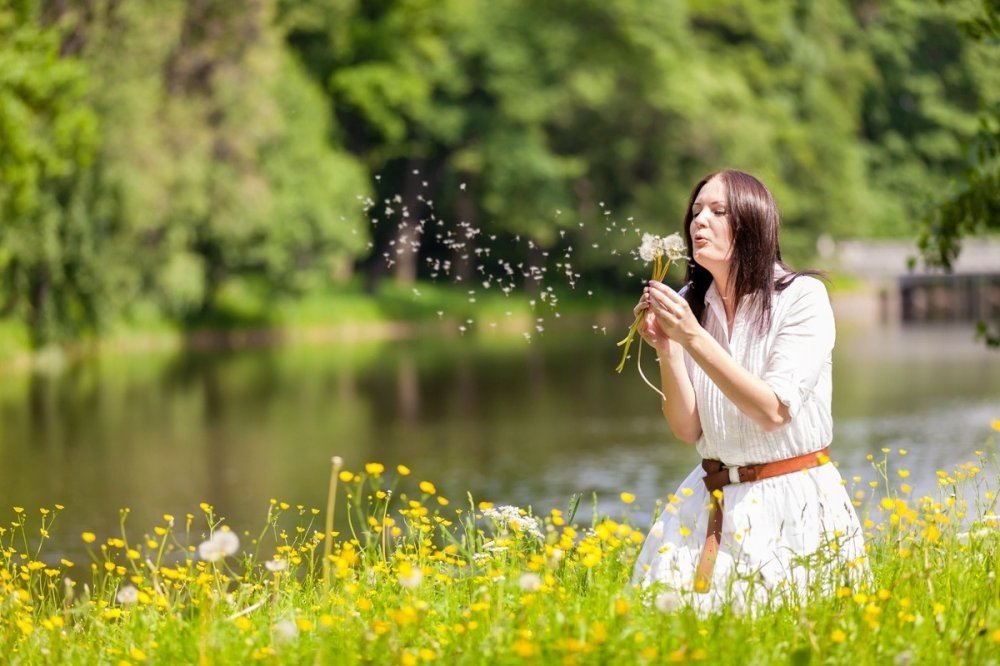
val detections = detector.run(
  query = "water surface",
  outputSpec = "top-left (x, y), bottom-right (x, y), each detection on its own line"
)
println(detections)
top-left (2, 321), bottom-right (997, 556)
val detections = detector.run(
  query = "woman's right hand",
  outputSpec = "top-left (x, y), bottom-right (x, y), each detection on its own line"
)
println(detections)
top-left (634, 291), bottom-right (673, 354)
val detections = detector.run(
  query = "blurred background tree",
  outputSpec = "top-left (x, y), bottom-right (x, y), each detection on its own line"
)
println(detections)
top-left (0, 0), bottom-right (98, 344)
top-left (0, 0), bottom-right (996, 346)
top-left (916, 0), bottom-right (999, 345)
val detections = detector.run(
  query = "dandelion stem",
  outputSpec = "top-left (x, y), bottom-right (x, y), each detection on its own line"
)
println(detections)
top-left (226, 598), bottom-right (267, 621)
top-left (636, 342), bottom-right (665, 400)
top-left (615, 257), bottom-right (674, 375)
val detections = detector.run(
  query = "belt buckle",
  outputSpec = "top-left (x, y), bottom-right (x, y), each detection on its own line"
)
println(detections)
top-left (727, 465), bottom-right (741, 484)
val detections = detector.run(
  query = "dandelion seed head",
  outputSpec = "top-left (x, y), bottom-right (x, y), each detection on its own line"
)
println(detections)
top-left (198, 530), bottom-right (240, 562)
top-left (518, 572), bottom-right (542, 592)
top-left (273, 619), bottom-right (299, 642)
top-left (116, 585), bottom-right (139, 605)
top-left (654, 591), bottom-right (681, 613)
top-left (265, 559), bottom-right (287, 573)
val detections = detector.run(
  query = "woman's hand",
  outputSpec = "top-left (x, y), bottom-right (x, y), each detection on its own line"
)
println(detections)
top-left (633, 293), bottom-right (672, 354)
top-left (644, 281), bottom-right (701, 348)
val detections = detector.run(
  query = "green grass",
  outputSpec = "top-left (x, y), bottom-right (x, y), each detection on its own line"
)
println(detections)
top-left (3, 443), bottom-right (999, 664)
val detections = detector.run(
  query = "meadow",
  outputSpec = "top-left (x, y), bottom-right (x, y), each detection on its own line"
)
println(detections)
top-left (2, 440), bottom-right (998, 665)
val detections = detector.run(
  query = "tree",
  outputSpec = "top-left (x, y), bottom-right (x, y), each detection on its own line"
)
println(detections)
top-left (916, 0), bottom-right (1000, 346)
top-left (49, 0), bottom-right (370, 323)
top-left (0, 0), bottom-right (99, 344)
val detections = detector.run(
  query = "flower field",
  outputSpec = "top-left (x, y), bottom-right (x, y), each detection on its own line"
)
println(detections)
top-left (2, 445), bottom-right (998, 665)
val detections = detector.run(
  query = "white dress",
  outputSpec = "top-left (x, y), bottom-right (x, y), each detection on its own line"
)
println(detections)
top-left (632, 273), bottom-right (867, 612)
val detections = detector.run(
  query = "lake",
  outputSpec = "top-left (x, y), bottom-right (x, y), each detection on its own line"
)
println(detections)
top-left (2, 317), bottom-right (998, 558)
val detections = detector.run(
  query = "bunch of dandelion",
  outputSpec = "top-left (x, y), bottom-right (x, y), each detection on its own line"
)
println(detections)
top-left (615, 233), bottom-right (687, 391)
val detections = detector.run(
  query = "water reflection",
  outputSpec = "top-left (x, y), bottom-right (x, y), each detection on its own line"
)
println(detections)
top-left (1, 323), bottom-right (997, 558)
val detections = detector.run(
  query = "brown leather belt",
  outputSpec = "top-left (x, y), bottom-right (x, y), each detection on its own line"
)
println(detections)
top-left (693, 447), bottom-right (831, 593)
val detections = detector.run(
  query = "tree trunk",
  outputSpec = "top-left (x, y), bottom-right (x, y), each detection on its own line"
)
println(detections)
top-left (392, 158), bottom-right (423, 286)
top-left (452, 187), bottom-right (477, 284)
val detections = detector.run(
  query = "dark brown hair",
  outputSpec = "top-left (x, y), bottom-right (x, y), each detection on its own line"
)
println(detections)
top-left (681, 169), bottom-right (822, 332)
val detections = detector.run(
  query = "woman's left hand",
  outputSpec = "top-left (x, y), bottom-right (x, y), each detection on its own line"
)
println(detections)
top-left (644, 281), bottom-right (701, 347)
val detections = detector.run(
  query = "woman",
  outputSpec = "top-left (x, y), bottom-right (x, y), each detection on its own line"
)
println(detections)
top-left (631, 169), bottom-right (866, 611)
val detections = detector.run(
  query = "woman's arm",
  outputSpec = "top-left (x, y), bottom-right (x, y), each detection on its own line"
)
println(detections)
top-left (644, 281), bottom-right (791, 432)
top-left (635, 302), bottom-right (702, 443)
top-left (684, 329), bottom-right (791, 431)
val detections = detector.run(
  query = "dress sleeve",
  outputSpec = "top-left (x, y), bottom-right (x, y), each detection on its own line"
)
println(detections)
top-left (761, 279), bottom-right (835, 419)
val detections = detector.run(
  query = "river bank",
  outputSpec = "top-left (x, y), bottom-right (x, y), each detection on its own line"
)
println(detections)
top-left (0, 277), bottom-right (901, 375)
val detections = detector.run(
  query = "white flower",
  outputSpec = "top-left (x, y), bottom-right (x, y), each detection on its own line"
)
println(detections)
top-left (518, 573), bottom-right (542, 592)
top-left (115, 585), bottom-right (139, 605)
top-left (265, 559), bottom-right (287, 573)
top-left (638, 234), bottom-right (662, 262)
top-left (482, 505), bottom-right (544, 540)
top-left (654, 590), bottom-right (681, 613)
top-left (659, 232), bottom-right (687, 261)
top-left (198, 529), bottom-right (240, 562)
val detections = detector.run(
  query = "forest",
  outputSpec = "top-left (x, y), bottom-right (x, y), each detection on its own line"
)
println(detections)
top-left (1, 0), bottom-right (997, 346)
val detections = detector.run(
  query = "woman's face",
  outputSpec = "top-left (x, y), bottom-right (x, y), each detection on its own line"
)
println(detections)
top-left (689, 176), bottom-right (733, 273)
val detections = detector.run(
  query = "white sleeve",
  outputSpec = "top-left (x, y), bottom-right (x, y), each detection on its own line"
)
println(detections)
top-left (761, 279), bottom-right (835, 419)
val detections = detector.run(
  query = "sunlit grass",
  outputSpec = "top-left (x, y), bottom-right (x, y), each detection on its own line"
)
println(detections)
top-left (3, 440), bottom-right (999, 664)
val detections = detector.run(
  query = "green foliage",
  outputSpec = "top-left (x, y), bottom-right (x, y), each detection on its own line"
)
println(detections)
top-left (0, 0), bottom-right (995, 347)
top-left (862, 0), bottom-right (996, 238)
top-left (0, 0), bottom-right (99, 344)
top-left (916, 0), bottom-right (1000, 346)
top-left (31, 0), bottom-right (370, 334)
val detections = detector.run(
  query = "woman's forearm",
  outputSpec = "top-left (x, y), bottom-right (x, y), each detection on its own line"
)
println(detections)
top-left (656, 345), bottom-right (702, 443)
top-left (684, 330), bottom-right (790, 431)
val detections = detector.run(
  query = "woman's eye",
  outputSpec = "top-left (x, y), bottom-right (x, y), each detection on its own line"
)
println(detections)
top-left (714, 209), bottom-right (726, 216)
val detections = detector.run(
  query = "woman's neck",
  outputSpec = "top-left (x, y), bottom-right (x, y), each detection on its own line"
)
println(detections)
top-left (709, 270), bottom-right (737, 321)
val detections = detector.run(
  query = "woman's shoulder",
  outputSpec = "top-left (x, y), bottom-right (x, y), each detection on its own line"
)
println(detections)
top-left (776, 272), bottom-right (830, 300)
top-left (771, 274), bottom-right (833, 324)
